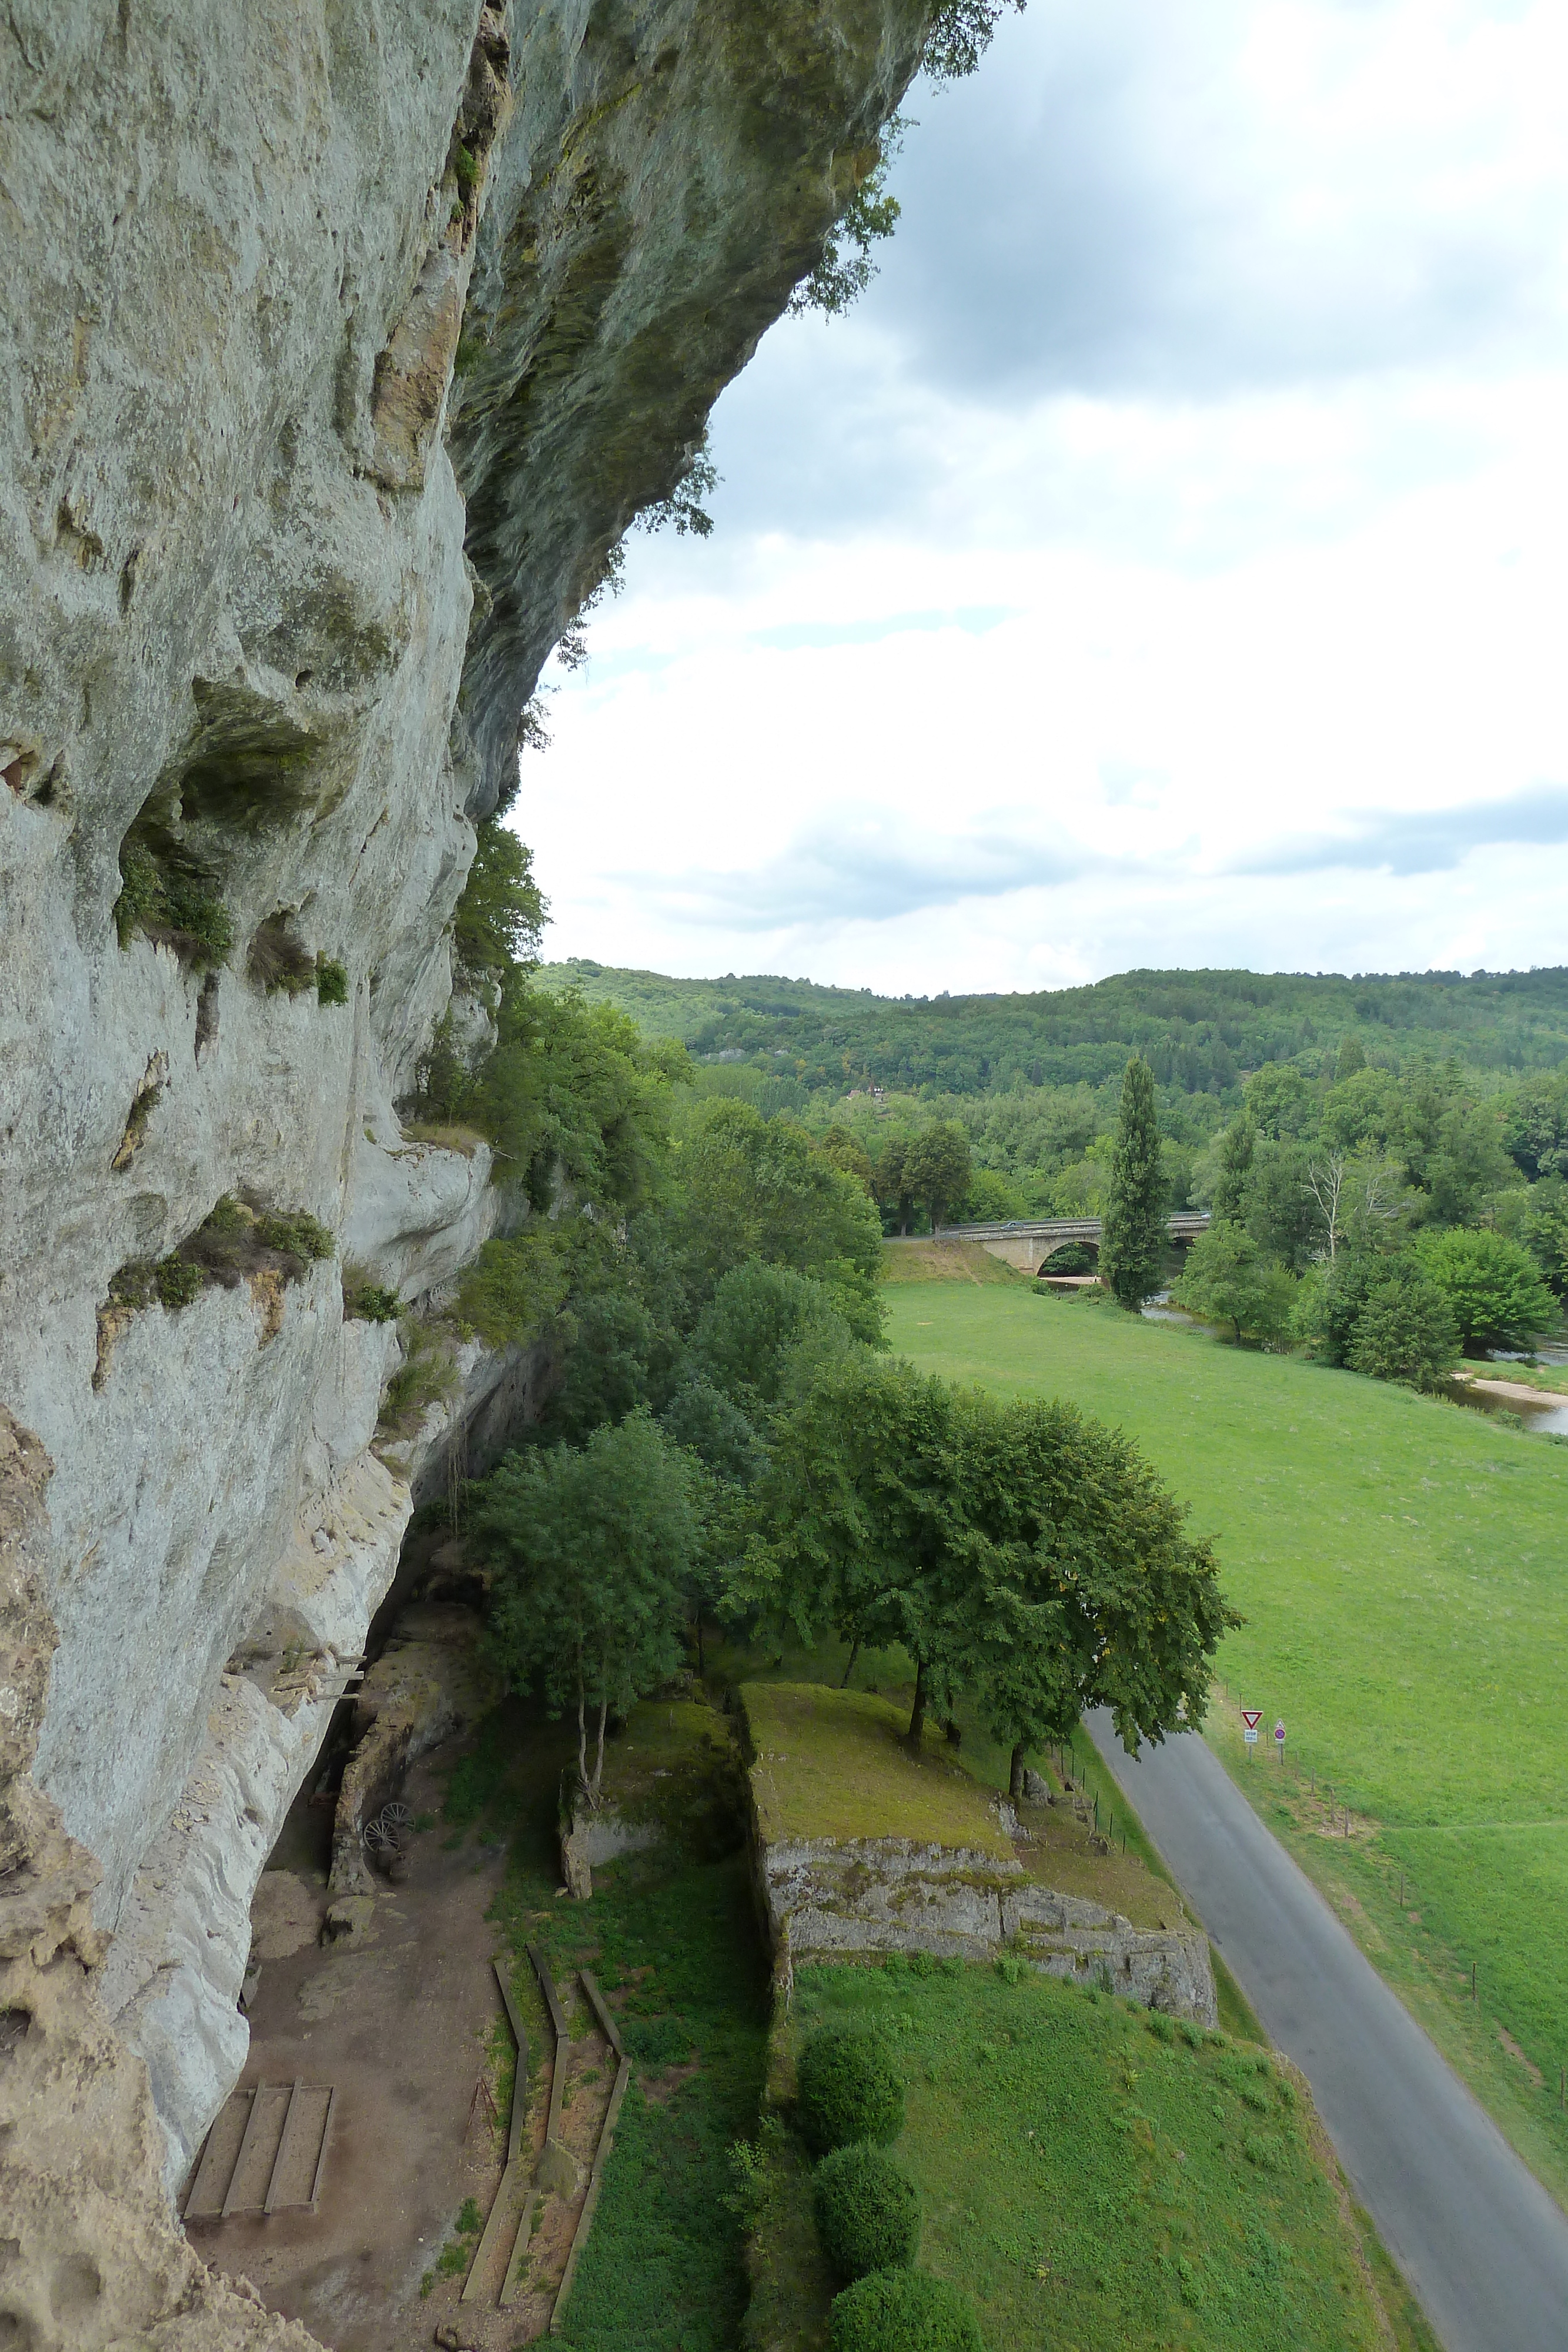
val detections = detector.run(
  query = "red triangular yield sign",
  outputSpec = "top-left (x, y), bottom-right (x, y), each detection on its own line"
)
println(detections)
top-left (1241, 1710), bottom-right (1263, 1730)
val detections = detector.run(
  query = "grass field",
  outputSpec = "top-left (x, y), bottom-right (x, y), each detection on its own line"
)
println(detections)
top-left (747, 1958), bottom-right (1426, 2352)
top-left (885, 1270), bottom-right (1568, 2203)
top-left (437, 1699), bottom-right (769, 2352)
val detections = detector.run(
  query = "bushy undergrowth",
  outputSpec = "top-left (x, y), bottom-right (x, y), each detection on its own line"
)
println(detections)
top-left (813, 2143), bottom-right (920, 2281)
top-left (795, 2028), bottom-right (905, 2157)
top-left (829, 2267), bottom-right (985, 2352)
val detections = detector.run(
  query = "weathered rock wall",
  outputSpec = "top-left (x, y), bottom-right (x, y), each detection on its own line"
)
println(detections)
top-left (758, 1833), bottom-right (1219, 2024)
top-left (0, 0), bottom-right (935, 2265)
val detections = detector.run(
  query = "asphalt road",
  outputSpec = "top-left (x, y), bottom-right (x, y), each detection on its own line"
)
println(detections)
top-left (1086, 1708), bottom-right (1568, 2352)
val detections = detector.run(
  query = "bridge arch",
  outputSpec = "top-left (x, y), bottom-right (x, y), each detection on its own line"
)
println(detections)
top-left (1035, 1237), bottom-right (1098, 1277)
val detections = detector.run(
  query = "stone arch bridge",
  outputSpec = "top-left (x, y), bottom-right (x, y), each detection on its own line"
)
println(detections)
top-left (935, 1211), bottom-right (1211, 1277)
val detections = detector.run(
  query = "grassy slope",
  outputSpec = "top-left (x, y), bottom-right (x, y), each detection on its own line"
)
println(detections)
top-left (761, 1960), bottom-right (1398, 2352)
top-left (886, 1276), bottom-right (1568, 2203)
top-left (743, 1682), bottom-right (1013, 1856)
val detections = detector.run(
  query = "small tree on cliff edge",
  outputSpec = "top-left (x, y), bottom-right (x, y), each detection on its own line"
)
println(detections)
top-left (1101, 1057), bottom-right (1166, 1308)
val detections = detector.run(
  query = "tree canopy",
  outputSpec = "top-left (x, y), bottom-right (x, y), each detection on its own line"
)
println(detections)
top-left (476, 1412), bottom-right (705, 1802)
top-left (745, 1353), bottom-right (1236, 1760)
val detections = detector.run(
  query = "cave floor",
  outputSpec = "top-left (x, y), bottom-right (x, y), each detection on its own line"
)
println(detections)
top-left (185, 1734), bottom-right (521, 2351)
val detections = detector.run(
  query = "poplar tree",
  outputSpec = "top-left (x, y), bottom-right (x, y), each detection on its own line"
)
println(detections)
top-left (1209, 1111), bottom-right (1256, 1223)
top-left (1100, 1057), bottom-right (1166, 1308)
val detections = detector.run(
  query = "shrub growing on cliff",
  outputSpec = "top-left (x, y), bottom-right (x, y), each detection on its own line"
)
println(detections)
top-left (813, 2144), bottom-right (921, 2281)
top-left (828, 2269), bottom-right (984, 2352)
top-left (795, 2029), bottom-right (905, 2157)
top-left (113, 841), bottom-right (233, 970)
top-left (316, 954), bottom-right (349, 1005)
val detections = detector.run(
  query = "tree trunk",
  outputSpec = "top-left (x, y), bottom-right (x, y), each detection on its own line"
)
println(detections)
top-left (943, 1718), bottom-right (962, 1749)
top-left (590, 1697), bottom-right (609, 1803)
top-left (840, 1637), bottom-right (861, 1690)
top-left (696, 1610), bottom-right (706, 1679)
top-left (1009, 1742), bottom-right (1027, 1802)
top-left (576, 1678), bottom-right (589, 1802)
top-left (905, 1658), bottom-right (928, 1749)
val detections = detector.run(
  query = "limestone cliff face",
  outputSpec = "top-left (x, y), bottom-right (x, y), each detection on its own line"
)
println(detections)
top-left (0, 0), bottom-right (932, 2291)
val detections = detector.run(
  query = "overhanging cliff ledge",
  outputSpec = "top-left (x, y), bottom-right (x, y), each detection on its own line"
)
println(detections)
top-left (0, 1), bottom-right (934, 2336)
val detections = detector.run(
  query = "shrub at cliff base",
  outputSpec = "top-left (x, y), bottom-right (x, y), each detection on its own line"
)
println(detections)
top-left (813, 2143), bottom-right (921, 2281)
top-left (796, 2026), bottom-right (905, 2156)
top-left (830, 2268), bottom-right (985, 2352)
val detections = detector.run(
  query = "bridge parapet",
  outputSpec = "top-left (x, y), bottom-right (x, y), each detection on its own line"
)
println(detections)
top-left (915, 1212), bottom-right (1210, 1278)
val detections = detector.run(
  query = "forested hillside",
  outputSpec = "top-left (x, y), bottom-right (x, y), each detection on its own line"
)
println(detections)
top-left (538, 960), bottom-right (1568, 1097)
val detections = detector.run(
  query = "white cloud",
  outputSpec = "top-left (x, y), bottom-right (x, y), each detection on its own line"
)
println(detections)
top-left (509, 0), bottom-right (1568, 994)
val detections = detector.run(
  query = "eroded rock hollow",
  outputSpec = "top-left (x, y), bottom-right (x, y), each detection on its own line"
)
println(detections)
top-left (0, 2), bottom-right (931, 2338)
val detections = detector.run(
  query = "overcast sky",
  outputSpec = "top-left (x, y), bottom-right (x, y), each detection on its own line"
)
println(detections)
top-left (512, 0), bottom-right (1568, 995)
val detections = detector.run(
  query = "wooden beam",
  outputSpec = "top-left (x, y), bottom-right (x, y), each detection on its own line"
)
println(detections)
top-left (497, 2187), bottom-right (539, 2310)
top-left (263, 2079), bottom-right (303, 2214)
top-left (493, 1959), bottom-right (529, 2166)
top-left (222, 2084), bottom-right (269, 2219)
top-left (579, 1970), bottom-right (625, 2061)
top-left (308, 2084), bottom-right (336, 2212)
top-left (549, 2057), bottom-right (631, 2335)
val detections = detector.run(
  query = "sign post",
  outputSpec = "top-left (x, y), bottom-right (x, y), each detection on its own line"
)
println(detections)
top-left (1241, 1708), bottom-right (1262, 1761)
top-left (1274, 1719), bottom-right (1286, 1764)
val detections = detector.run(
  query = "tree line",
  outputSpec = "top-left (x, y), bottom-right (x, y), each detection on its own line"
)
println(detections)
top-left (1082, 1050), bottom-right (1562, 1386)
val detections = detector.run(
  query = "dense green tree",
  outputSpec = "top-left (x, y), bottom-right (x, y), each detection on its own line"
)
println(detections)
top-left (1320, 1065), bottom-right (1403, 1155)
top-left (1100, 1057), bottom-right (1166, 1308)
top-left (1518, 1174), bottom-right (1568, 1297)
top-left (691, 1259), bottom-right (850, 1414)
top-left (1243, 1061), bottom-right (1319, 1141)
top-left (1410, 1228), bottom-right (1558, 1352)
top-left (666, 1100), bottom-right (885, 1337)
top-left (873, 1137), bottom-right (917, 1236)
top-left (957, 1165), bottom-right (1029, 1222)
top-left (816, 1125), bottom-right (876, 1193)
top-left (1244, 1138), bottom-right (1323, 1271)
top-left (1208, 1112), bottom-right (1255, 1222)
top-left (476, 1414), bottom-right (704, 1803)
top-left (452, 820), bottom-right (547, 985)
top-left (1505, 1074), bottom-right (1568, 1180)
top-left (1345, 1272), bottom-right (1462, 1391)
top-left (1293, 1250), bottom-right (1459, 1389)
top-left (1172, 1224), bottom-right (1295, 1344)
top-left (748, 1356), bottom-right (980, 1743)
top-left (531, 1289), bottom-right (658, 1443)
top-left (749, 1355), bottom-right (1236, 1762)
top-left (959, 1395), bottom-right (1235, 1786)
top-left (469, 984), bottom-right (684, 1212)
top-left (904, 1122), bottom-right (973, 1232)
top-left (660, 1378), bottom-right (766, 1486)
top-left (1335, 1034), bottom-right (1368, 1081)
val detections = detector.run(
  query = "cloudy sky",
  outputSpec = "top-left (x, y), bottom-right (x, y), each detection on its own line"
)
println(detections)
top-left (513, 0), bottom-right (1568, 995)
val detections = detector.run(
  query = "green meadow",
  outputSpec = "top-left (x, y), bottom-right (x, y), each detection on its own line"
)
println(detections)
top-left (885, 1262), bottom-right (1568, 2200)
top-left (748, 1959), bottom-right (1425, 2352)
